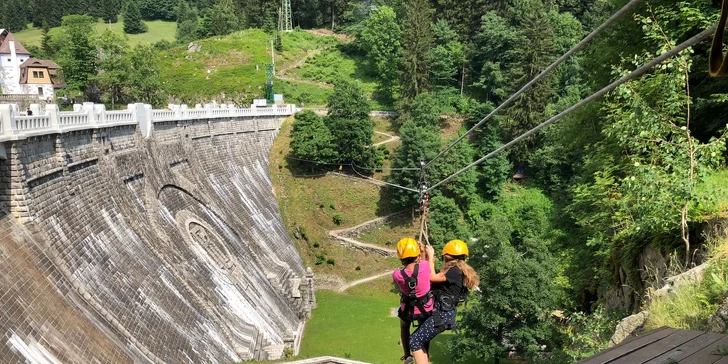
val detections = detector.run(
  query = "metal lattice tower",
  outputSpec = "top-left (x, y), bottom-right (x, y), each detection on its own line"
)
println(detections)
top-left (280, 0), bottom-right (292, 32)
top-left (266, 65), bottom-right (275, 104)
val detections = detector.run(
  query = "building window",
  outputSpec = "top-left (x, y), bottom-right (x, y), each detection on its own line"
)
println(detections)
top-left (33, 71), bottom-right (38, 78)
top-left (38, 87), bottom-right (43, 95)
top-left (32, 71), bottom-right (44, 78)
top-left (6, 59), bottom-right (10, 62)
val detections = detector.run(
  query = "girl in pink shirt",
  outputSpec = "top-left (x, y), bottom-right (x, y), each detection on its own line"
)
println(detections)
top-left (393, 238), bottom-right (433, 364)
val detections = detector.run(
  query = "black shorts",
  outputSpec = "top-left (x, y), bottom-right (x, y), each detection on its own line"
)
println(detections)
top-left (398, 308), bottom-right (432, 323)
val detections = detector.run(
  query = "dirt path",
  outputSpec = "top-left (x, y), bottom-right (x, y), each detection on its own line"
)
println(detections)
top-left (337, 271), bottom-right (392, 293)
top-left (373, 131), bottom-right (400, 146)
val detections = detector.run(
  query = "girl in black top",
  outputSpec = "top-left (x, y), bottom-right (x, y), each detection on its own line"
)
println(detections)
top-left (409, 240), bottom-right (480, 364)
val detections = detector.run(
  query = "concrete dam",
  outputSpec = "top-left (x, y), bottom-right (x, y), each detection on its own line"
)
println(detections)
top-left (0, 102), bottom-right (315, 363)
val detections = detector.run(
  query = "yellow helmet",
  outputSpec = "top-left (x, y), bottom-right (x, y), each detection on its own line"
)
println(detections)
top-left (397, 238), bottom-right (420, 259)
top-left (442, 240), bottom-right (469, 257)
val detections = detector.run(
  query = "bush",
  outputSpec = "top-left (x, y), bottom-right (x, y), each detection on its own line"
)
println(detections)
top-left (312, 241), bottom-right (320, 248)
top-left (355, 266), bottom-right (361, 271)
top-left (333, 214), bottom-right (343, 225)
top-left (315, 253), bottom-right (325, 265)
top-left (327, 258), bottom-right (336, 265)
top-left (299, 227), bottom-right (309, 241)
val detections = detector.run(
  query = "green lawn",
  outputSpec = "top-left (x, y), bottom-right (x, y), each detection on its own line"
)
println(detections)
top-left (296, 287), bottom-right (493, 364)
top-left (13, 20), bottom-right (176, 47)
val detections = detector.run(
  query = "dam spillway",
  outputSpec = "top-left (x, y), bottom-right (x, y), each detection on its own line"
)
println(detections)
top-left (0, 103), bottom-right (314, 363)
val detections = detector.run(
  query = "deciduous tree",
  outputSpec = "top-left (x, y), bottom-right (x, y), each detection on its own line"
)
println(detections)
top-left (360, 6), bottom-right (401, 102)
top-left (290, 110), bottom-right (339, 164)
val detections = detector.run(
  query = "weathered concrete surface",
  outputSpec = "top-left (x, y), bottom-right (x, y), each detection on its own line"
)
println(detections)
top-left (0, 115), bottom-right (315, 362)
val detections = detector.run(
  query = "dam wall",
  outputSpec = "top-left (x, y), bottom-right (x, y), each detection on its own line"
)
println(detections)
top-left (0, 102), bottom-right (314, 362)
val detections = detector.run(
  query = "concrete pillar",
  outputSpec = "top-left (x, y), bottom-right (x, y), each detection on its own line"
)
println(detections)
top-left (134, 103), bottom-right (152, 138)
top-left (94, 104), bottom-right (107, 126)
top-left (82, 102), bottom-right (97, 127)
top-left (46, 104), bottom-right (60, 131)
top-left (29, 104), bottom-right (42, 116)
top-left (0, 104), bottom-right (16, 139)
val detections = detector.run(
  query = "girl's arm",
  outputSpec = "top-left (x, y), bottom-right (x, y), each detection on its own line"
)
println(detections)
top-left (425, 245), bottom-right (448, 283)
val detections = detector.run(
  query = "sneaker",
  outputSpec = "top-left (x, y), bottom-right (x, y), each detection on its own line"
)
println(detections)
top-left (401, 356), bottom-right (414, 364)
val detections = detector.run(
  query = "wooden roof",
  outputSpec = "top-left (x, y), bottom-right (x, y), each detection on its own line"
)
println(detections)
top-left (578, 327), bottom-right (728, 364)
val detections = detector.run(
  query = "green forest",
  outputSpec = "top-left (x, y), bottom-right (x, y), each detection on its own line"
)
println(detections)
top-left (4, 0), bottom-right (728, 362)
top-left (284, 0), bottom-right (728, 362)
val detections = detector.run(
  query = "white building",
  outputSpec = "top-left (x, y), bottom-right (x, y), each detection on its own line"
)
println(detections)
top-left (0, 29), bottom-right (62, 99)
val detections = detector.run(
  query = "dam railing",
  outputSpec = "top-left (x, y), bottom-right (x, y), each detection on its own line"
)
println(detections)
top-left (0, 102), bottom-right (297, 141)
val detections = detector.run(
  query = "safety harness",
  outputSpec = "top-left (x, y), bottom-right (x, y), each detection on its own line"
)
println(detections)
top-left (398, 263), bottom-right (432, 323)
top-left (431, 272), bottom-right (469, 332)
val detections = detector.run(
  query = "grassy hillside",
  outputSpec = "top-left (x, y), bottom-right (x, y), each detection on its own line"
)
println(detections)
top-left (270, 117), bottom-right (408, 282)
top-left (158, 29), bottom-right (382, 107)
top-left (13, 20), bottom-right (176, 46)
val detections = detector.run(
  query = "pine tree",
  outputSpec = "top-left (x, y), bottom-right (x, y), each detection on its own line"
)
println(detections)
top-left (3, 0), bottom-right (29, 33)
top-left (401, 0), bottom-right (434, 97)
top-left (100, 0), bottom-right (120, 23)
top-left (40, 22), bottom-right (54, 58)
top-left (123, 0), bottom-right (148, 34)
top-left (175, 1), bottom-right (198, 43)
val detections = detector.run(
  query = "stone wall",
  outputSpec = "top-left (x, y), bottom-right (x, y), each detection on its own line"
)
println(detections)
top-left (0, 102), bottom-right (314, 362)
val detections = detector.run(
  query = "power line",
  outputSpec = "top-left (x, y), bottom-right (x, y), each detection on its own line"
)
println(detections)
top-left (425, 26), bottom-right (717, 194)
top-left (424, 0), bottom-right (644, 170)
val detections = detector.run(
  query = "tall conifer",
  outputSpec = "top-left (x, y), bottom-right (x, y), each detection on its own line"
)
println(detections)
top-left (123, 0), bottom-right (148, 34)
top-left (401, 0), bottom-right (433, 97)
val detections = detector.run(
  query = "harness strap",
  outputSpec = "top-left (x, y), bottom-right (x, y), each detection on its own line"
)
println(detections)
top-left (399, 264), bottom-right (432, 324)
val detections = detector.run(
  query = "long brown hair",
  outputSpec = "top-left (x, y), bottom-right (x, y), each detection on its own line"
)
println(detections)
top-left (441, 257), bottom-right (480, 290)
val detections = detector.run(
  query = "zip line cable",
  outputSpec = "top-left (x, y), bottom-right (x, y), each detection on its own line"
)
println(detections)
top-left (425, 25), bottom-right (717, 194)
top-left (350, 162), bottom-right (421, 193)
top-left (285, 155), bottom-right (419, 171)
top-left (424, 0), bottom-right (643, 170)
top-left (351, 161), bottom-right (420, 171)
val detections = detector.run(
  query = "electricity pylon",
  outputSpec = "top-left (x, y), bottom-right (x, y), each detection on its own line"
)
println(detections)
top-left (280, 0), bottom-right (292, 32)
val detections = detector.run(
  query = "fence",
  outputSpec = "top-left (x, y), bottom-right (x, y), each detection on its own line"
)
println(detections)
top-left (0, 102), bottom-right (296, 141)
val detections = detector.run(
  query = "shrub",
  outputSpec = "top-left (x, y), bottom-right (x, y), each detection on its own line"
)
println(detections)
top-left (355, 266), bottom-right (361, 271)
top-left (327, 258), bottom-right (336, 265)
top-left (333, 214), bottom-right (343, 225)
top-left (315, 253), bottom-right (325, 265)
top-left (299, 227), bottom-right (309, 241)
top-left (329, 203), bottom-right (336, 210)
top-left (312, 241), bottom-right (320, 248)
top-left (284, 347), bottom-right (294, 358)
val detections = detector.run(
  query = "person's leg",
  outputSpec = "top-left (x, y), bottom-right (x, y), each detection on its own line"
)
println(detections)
top-left (417, 318), bottom-right (431, 359)
top-left (400, 318), bottom-right (412, 359)
top-left (410, 315), bottom-right (439, 364)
